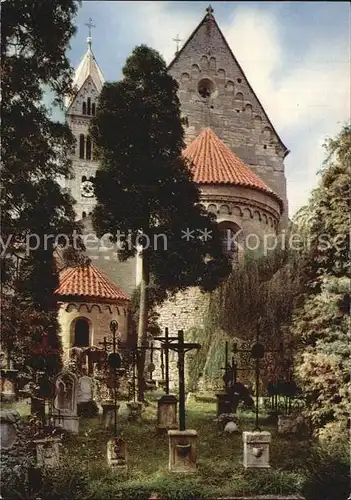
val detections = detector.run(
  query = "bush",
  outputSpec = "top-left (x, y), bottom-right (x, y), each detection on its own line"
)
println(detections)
top-left (302, 447), bottom-right (350, 500)
top-left (1, 458), bottom-right (90, 500)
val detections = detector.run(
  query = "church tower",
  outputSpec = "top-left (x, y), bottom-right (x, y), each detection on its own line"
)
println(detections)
top-left (65, 24), bottom-right (104, 221)
top-left (167, 5), bottom-right (289, 225)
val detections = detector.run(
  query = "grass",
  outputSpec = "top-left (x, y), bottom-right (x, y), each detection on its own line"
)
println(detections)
top-left (5, 391), bottom-right (348, 499)
top-left (60, 391), bottom-right (308, 498)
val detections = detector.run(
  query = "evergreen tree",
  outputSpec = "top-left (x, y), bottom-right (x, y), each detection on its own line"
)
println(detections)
top-left (292, 124), bottom-right (350, 442)
top-left (1, 0), bottom-right (82, 375)
top-left (187, 246), bottom-right (303, 390)
top-left (90, 45), bottom-right (231, 398)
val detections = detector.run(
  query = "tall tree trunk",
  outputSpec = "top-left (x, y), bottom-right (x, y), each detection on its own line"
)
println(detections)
top-left (137, 249), bottom-right (149, 401)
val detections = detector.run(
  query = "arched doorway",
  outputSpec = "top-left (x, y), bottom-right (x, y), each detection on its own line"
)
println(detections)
top-left (72, 318), bottom-right (90, 347)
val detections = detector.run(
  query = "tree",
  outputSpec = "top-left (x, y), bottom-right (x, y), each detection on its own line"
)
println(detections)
top-left (187, 246), bottom-right (303, 391)
top-left (90, 45), bottom-right (231, 398)
top-left (1, 0), bottom-right (82, 375)
top-left (292, 124), bottom-right (350, 442)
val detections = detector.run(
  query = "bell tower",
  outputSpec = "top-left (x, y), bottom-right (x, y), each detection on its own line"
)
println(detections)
top-left (65, 18), bottom-right (104, 220)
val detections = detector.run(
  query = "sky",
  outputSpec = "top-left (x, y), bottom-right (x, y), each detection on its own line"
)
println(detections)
top-left (61, 1), bottom-right (350, 217)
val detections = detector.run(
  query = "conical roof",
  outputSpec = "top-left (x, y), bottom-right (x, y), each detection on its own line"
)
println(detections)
top-left (55, 264), bottom-right (130, 303)
top-left (65, 42), bottom-right (104, 109)
top-left (183, 127), bottom-right (283, 209)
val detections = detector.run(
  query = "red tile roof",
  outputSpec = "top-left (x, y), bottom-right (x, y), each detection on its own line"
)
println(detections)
top-left (183, 127), bottom-right (282, 207)
top-left (55, 264), bottom-right (130, 303)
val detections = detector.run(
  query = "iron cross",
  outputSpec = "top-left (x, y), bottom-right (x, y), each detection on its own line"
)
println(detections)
top-left (85, 17), bottom-right (96, 38)
top-left (173, 34), bottom-right (182, 53)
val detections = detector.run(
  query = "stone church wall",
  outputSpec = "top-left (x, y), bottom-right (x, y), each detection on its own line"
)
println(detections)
top-left (168, 14), bottom-right (289, 225)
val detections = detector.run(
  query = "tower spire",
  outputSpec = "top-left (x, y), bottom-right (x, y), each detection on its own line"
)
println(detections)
top-left (84, 17), bottom-right (96, 49)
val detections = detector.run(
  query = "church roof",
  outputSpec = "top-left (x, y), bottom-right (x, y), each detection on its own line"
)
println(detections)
top-left (183, 127), bottom-right (283, 209)
top-left (55, 264), bottom-right (130, 303)
top-left (168, 5), bottom-right (289, 158)
top-left (65, 39), bottom-right (105, 109)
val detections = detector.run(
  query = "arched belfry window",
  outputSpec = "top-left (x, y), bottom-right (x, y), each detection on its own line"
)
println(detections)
top-left (82, 102), bottom-right (87, 115)
top-left (87, 97), bottom-right (91, 116)
top-left (86, 136), bottom-right (92, 160)
top-left (79, 134), bottom-right (85, 159)
top-left (73, 318), bottom-right (90, 347)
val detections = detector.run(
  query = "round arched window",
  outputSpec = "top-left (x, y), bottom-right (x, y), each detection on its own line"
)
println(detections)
top-left (73, 318), bottom-right (90, 347)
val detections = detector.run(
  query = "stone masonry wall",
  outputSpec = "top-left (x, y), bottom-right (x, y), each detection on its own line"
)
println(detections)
top-left (168, 14), bottom-right (289, 226)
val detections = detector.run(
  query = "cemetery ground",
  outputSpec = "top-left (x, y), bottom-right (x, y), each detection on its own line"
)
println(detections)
top-left (3, 390), bottom-right (348, 500)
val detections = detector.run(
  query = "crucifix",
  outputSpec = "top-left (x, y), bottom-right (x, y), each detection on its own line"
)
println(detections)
top-left (154, 327), bottom-right (178, 395)
top-left (232, 323), bottom-right (283, 431)
top-left (163, 330), bottom-right (201, 431)
top-left (99, 320), bottom-right (124, 436)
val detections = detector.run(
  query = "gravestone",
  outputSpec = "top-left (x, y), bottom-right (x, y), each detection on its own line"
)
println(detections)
top-left (101, 400), bottom-right (120, 429)
top-left (52, 370), bottom-right (79, 434)
top-left (77, 376), bottom-right (93, 403)
top-left (243, 431), bottom-right (271, 469)
top-left (224, 421), bottom-right (240, 434)
top-left (126, 401), bottom-right (143, 421)
top-left (33, 437), bottom-right (61, 468)
top-left (0, 409), bottom-right (20, 450)
top-left (107, 436), bottom-right (127, 471)
top-left (157, 394), bottom-right (178, 432)
top-left (168, 429), bottom-right (197, 473)
top-left (77, 375), bottom-right (98, 417)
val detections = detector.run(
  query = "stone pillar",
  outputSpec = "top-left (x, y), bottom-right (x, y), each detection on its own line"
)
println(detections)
top-left (157, 394), bottom-right (178, 432)
top-left (107, 436), bottom-right (127, 471)
top-left (101, 401), bottom-right (119, 430)
top-left (33, 437), bottom-right (61, 468)
top-left (243, 431), bottom-right (271, 469)
top-left (168, 429), bottom-right (197, 473)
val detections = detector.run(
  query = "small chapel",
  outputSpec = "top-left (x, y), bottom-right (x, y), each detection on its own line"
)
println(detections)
top-left (56, 5), bottom-right (289, 353)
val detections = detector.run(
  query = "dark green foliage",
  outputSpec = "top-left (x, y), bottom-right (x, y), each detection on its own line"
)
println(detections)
top-left (187, 247), bottom-right (303, 389)
top-left (1, 0), bottom-right (82, 376)
top-left (90, 44), bottom-right (230, 398)
top-left (302, 449), bottom-right (350, 500)
top-left (90, 44), bottom-right (230, 296)
top-left (297, 124), bottom-right (350, 283)
top-left (292, 125), bottom-right (351, 442)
